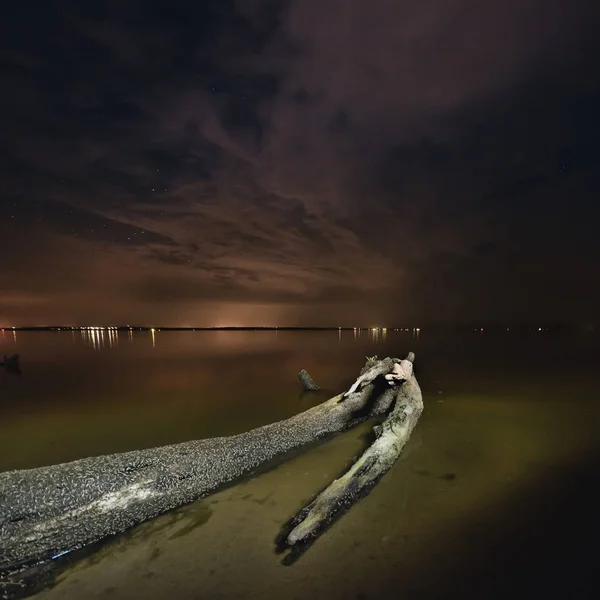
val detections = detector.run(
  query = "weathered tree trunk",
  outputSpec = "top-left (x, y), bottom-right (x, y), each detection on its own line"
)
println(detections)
top-left (285, 354), bottom-right (423, 547)
top-left (0, 355), bottom-right (420, 572)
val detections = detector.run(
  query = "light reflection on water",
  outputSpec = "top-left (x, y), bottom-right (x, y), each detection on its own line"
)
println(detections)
top-left (0, 328), bottom-right (19, 345)
top-left (1, 330), bottom-right (600, 599)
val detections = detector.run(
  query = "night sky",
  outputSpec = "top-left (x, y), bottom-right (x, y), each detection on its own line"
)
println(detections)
top-left (1, 0), bottom-right (599, 327)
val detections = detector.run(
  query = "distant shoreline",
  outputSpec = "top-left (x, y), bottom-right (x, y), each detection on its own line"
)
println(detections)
top-left (1, 324), bottom-right (595, 333)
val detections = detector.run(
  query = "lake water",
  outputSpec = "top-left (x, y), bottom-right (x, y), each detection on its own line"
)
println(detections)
top-left (1, 328), bottom-right (600, 599)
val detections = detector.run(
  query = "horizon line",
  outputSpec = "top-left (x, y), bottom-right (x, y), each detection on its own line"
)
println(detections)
top-left (1, 322), bottom-right (594, 332)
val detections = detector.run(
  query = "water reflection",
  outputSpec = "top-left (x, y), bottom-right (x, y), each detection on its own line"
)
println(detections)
top-left (3, 328), bottom-right (411, 353)
top-left (76, 327), bottom-right (122, 350)
top-left (0, 328), bottom-right (18, 344)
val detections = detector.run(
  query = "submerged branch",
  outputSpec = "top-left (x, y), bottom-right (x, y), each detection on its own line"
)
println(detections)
top-left (298, 369), bottom-right (320, 391)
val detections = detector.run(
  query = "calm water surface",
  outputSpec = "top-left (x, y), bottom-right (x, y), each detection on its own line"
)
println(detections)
top-left (1, 329), bottom-right (600, 599)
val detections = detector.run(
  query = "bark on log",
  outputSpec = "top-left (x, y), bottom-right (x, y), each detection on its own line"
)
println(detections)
top-left (0, 355), bottom-right (419, 573)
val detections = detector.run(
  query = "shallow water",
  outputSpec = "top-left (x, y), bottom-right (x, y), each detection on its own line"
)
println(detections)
top-left (2, 329), bottom-right (600, 599)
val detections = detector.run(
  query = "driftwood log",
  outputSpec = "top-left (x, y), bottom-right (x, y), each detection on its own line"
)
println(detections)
top-left (0, 354), bottom-right (422, 575)
top-left (285, 354), bottom-right (422, 550)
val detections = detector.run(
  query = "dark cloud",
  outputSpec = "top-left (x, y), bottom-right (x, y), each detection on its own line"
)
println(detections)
top-left (1, 0), bottom-right (599, 326)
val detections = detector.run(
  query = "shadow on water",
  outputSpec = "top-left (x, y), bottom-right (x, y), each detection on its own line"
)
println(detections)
top-left (0, 500), bottom-right (214, 599)
top-left (274, 430), bottom-right (423, 566)
top-left (297, 389), bottom-right (334, 406)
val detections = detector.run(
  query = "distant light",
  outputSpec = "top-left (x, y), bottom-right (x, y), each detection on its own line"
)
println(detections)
top-left (538, 327), bottom-right (542, 332)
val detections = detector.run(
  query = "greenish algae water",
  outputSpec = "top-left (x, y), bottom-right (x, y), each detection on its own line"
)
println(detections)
top-left (1, 328), bottom-right (600, 599)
